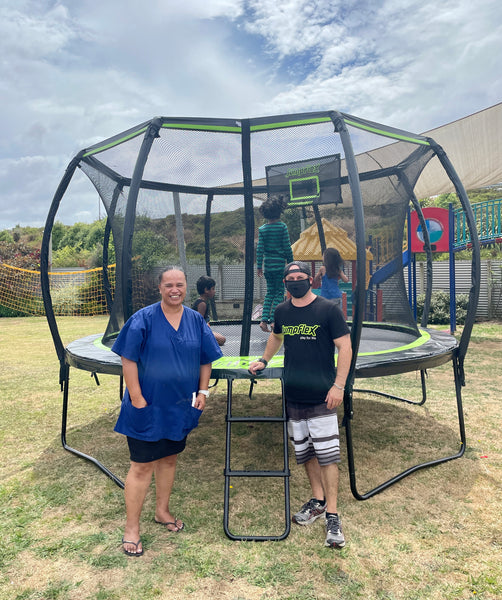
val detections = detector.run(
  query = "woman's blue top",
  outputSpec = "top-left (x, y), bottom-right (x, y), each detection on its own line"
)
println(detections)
top-left (320, 273), bottom-right (342, 299)
top-left (112, 302), bottom-right (223, 442)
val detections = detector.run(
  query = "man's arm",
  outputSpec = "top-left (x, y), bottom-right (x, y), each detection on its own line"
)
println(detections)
top-left (248, 332), bottom-right (284, 374)
top-left (325, 333), bottom-right (352, 409)
top-left (334, 333), bottom-right (351, 387)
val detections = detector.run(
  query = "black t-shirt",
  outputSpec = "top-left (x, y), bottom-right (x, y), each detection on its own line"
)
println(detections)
top-left (273, 296), bottom-right (350, 404)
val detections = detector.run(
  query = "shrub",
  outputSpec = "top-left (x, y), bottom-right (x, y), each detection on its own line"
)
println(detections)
top-left (50, 284), bottom-right (84, 316)
top-left (417, 290), bottom-right (469, 325)
top-left (0, 241), bottom-right (40, 269)
top-left (132, 230), bottom-right (174, 270)
top-left (0, 305), bottom-right (26, 317)
top-left (0, 231), bottom-right (14, 243)
top-left (52, 246), bottom-right (93, 268)
top-left (76, 269), bottom-right (115, 316)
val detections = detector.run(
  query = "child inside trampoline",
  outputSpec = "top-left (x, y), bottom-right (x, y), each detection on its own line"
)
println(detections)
top-left (313, 247), bottom-right (349, 309)
top-left (192, 275), bottom-right (226, 346)
top-left (256, 195), bottom-right (294, 332)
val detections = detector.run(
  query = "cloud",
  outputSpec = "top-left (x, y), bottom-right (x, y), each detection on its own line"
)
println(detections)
top-left (246, 0), bottom-right (502, 130)
top-left (0, 154), bottom-right (64, 226)
top-left (0, 0), bottom-right (501, 229)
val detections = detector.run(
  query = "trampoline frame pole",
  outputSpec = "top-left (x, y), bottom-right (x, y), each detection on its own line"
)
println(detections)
top-left (120, 118), bottom-right (162, 322)
top-left (354, 369), bottom-right (428, 407)
top-left (61, 364), bottom-right (125, 489)
top-left (240, 119), bottom-right (255, 358)
top-left (41, 153), bottom-right (84, 369)
top-left (426, 139), bottom-right (480, 360)
top-left (345, 353), bottom-right (466, 500)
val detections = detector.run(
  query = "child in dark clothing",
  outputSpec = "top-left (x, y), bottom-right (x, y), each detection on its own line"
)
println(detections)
top-left (256, 195), bottom-right (294, 332)
top-left (192, 275), bottom-right (226, 346)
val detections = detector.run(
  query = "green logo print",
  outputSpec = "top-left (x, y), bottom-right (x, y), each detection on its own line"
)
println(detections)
top-left (282, 324), bottom-right (320, 337)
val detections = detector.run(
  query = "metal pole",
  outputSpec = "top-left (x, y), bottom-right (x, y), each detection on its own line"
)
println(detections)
top-left (173, 190), bottom-right (188, 273)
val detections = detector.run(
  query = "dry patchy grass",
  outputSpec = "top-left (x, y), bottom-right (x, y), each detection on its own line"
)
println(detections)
top-left (0, 317), bottom-right (501, 600)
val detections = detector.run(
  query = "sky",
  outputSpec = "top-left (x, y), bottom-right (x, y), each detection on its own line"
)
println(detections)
top-left (1, 0), bottom-right (501, 230)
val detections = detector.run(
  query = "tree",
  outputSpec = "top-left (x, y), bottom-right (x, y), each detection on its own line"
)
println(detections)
top-left (51, 221), bottom-right (67, 249)
top-left (0, 231), bottom-right (14, 243)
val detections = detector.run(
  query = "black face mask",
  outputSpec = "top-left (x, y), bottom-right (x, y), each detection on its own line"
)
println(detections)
top-left (285, 278), bottom-right (311, 298)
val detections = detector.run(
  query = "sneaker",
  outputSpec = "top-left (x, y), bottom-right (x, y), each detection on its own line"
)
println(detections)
top-left (325, 513), bottom-right (345, 548)
top-left (292, 498), bottom-right (326, 525)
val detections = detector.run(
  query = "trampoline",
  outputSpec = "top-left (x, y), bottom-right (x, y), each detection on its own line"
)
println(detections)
top-left (41, 110), bottom-right (480, 540)
top-left (65, 322), bottom-right (458, 380)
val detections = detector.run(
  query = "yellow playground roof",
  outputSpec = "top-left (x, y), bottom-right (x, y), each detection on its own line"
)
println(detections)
top-left (291, 218), bottom-right (373, 262)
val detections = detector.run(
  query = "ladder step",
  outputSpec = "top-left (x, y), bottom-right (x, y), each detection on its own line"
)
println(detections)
top-left (225, 469), bottom-right (289, 477)
top-left (226, 415), bottom-right (286, 423)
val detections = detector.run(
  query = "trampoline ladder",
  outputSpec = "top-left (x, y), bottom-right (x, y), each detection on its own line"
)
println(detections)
top-left (223, 377), bottom-right (291, 541)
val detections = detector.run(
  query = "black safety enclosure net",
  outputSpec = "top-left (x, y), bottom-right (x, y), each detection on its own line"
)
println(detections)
top-left (41, 111), bottom-right (480, 533)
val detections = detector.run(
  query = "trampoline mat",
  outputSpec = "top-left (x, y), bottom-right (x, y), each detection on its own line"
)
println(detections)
top-left (65, 322), bottom-right (458, 379)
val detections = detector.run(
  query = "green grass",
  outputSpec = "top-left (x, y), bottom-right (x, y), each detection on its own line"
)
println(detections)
top-left (0, 317), bottom-right (501, 599)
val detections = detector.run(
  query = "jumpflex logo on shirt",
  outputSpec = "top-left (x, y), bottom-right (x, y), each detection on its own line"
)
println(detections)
top-left (282, 323), bottom-right (320, 340)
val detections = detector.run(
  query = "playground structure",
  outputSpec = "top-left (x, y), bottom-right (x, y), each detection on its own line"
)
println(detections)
top-left (41, 111), bottom-right (481, 541)
top-left (291, 217), bottom-right (374, 318)
top-left (455, 198), bottom-right (502, 249)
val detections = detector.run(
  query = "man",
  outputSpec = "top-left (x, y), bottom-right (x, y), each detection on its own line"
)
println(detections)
top-left (249, 261), bottom-right (352, 548)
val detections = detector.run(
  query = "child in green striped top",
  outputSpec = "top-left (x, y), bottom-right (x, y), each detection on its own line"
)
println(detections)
top-left (256, 195), bottom-right (294, 332)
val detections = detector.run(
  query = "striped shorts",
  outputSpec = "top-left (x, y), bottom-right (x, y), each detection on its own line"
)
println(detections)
top-left (287, 402), bottom-right (340, 466)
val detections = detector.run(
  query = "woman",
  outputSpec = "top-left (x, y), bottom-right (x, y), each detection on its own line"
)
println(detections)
top-left (112, 267), bottom-right (223, 556)
top-left (313, 248), bottom-right (349, 309)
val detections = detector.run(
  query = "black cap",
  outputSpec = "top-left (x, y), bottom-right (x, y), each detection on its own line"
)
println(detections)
top-left (283, 261), bottom-right (311, 278)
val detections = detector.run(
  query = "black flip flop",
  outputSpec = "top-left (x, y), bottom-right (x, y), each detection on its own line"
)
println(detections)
top-left (154, 518), bottom-right (185, 532)
top-left (122, 537), bottom-right (144, 557)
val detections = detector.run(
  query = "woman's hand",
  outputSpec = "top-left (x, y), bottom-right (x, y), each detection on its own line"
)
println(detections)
top-left (130, 394), bottom-right (148, 409)
top-left (193, 393), bottom-right (206, 411)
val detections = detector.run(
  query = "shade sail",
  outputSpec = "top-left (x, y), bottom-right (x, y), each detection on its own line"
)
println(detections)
top-left (412, 103), bottom-right (501, 197)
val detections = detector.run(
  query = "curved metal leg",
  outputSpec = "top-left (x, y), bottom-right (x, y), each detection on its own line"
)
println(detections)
top-left (61, 364), bottom-right (125, 489)
top-left (346, 358), bottom-right (465, 500)
top-left (354, 370), bottom-right (428, 406)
